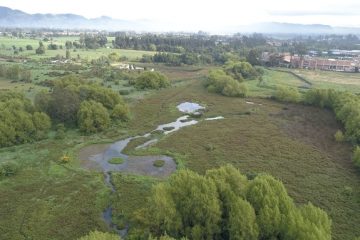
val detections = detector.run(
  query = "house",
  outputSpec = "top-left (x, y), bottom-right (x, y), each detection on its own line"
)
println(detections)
top-left (290, 56), bottom-right (358, 72)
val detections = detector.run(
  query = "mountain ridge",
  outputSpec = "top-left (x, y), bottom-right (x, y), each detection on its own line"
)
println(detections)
top-left (1, 6), bottom-right (360, 34)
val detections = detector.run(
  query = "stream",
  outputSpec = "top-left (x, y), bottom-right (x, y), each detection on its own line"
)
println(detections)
top-left (79, 102), bottom-right (223, 237)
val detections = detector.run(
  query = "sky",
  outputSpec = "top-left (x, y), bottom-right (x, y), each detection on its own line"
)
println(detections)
top-left (1, 0), bottom-right (360, 31)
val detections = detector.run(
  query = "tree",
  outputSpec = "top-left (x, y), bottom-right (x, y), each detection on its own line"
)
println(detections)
top-left (36, 41), bottom-right (45, 54)
top-left (65, 41), bottom-right (73, 49)
top-left (66, 50), bottom-right (71, 59)
top-left (0, 92), bottom-right (51, 147)
top-left (77, 231), bottom-right (119, 240)
top-left (26, 45), bottom-right (33, 50)
top-left (32, 112), bottom-right (51, 139)
top-left (246, 49), bottom-right (260, 66)
top-left (77, 100), bottom-right (110, 133)
top-left (138, 166), bottom-right (331, 240)
top-left (147, 170), bottom-right (221, 239)
top-left (48, 86), bottom-right (81, 124)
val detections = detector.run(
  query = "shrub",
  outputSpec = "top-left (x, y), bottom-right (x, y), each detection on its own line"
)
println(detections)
top-left (274, 86), bottom-right (300, 103)
top-left (134, 71), bottom-right (170, 90)
top-left (55, 123), bottom-right (66, 139)
top-left (334, 130), bottom-right (345, 142)
top-left (0, 161), bottom-right (19, 178)
top-left (224, 60), bottom-right (259, 81)
top-left (205, 69), bottom-right (247, 97)
top-left (111, 103), bottom-right (130, 121)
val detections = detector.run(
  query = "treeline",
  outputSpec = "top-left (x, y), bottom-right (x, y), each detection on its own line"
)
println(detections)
top-left (128, 165), bottom-right (331, 239)
top-left (35, 76), bottom-right (129, 134)
top-left (141, 52), bottom-right (211, 66)
top-left (0, 64), bottom-right (31, 82)
top-left (113, 33), bottom-right (269, 65)
top-left (204, 61), bottom-right (262, 97)
top-left (0, 91), bottom-right (51, 147)
top-left (113, 33), bottom-right (216, 53)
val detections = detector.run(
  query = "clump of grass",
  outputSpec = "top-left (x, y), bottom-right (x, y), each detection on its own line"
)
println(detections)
top-left (0, 161), bottom-right (19, 178)
top-left (109, 157), bottom-right (125, 164)
top-left (334, 130), bottom-right (345, 142)
top-left (343, 186), bottom-right (353, 197)
top-left (153, 160), bottom-right (165, 167)
top-left (204, 144), bottom-right (215, 151)
top-left (163, 126), bottom-right (175, 131)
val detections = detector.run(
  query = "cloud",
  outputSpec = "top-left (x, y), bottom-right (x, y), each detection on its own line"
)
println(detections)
top-left (268, 10), bottom-right (359, 16)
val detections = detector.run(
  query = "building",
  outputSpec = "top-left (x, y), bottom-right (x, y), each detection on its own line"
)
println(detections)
top-left (291, 56), bottom-right (359, 72)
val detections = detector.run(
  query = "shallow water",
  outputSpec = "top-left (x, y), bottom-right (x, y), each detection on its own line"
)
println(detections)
top-left (177, 102), bottom-right (205, 113)
top-left (156, 115), bottom-right (198, 135)
top-left (205, 116), bottom-right (224, 121)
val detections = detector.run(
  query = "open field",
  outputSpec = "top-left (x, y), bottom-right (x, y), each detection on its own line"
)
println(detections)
top-left (244, 68), bottom-right (308, 97)
top-left (0, 36), bottom-right (156, 61)
top-left (291, 68), bottom-right (360, 93)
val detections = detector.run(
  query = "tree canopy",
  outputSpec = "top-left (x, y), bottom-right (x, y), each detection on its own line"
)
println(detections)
top-left (132, 165), bottom-right (331, 240)
top-left (0, 91), bottom-right (51, 147)
top-left (35, 75), bottom-right (129, 133)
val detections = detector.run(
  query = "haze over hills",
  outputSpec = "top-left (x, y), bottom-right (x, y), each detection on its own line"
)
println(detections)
top-left (1, 6), bottom-right (360, 34)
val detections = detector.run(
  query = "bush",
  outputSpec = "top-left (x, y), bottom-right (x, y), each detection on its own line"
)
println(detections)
top-left (55, 123), bottom-right (66, 139)
top-left (205, 69), bottom-right (247, 97)
top-left (274, 86), bottom-right (300, 103)
top-left (111, 103), bottom-right (129, 121)
top-left (134, 71), bottom-right (170, 90)
top-left (224, 60), bottom-right (259, 81)
top-left (334, 130), bottom-right (345, 142)
top-left (0, 161), bottom-right (19, 178)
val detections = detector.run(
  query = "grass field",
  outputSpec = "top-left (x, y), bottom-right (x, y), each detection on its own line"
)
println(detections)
top-left (290, 68), bottom-right (360, 93)
top-left (0, 36), bottom-right (156, 61)
top-left (244, 68), bottom-right (308, 97)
